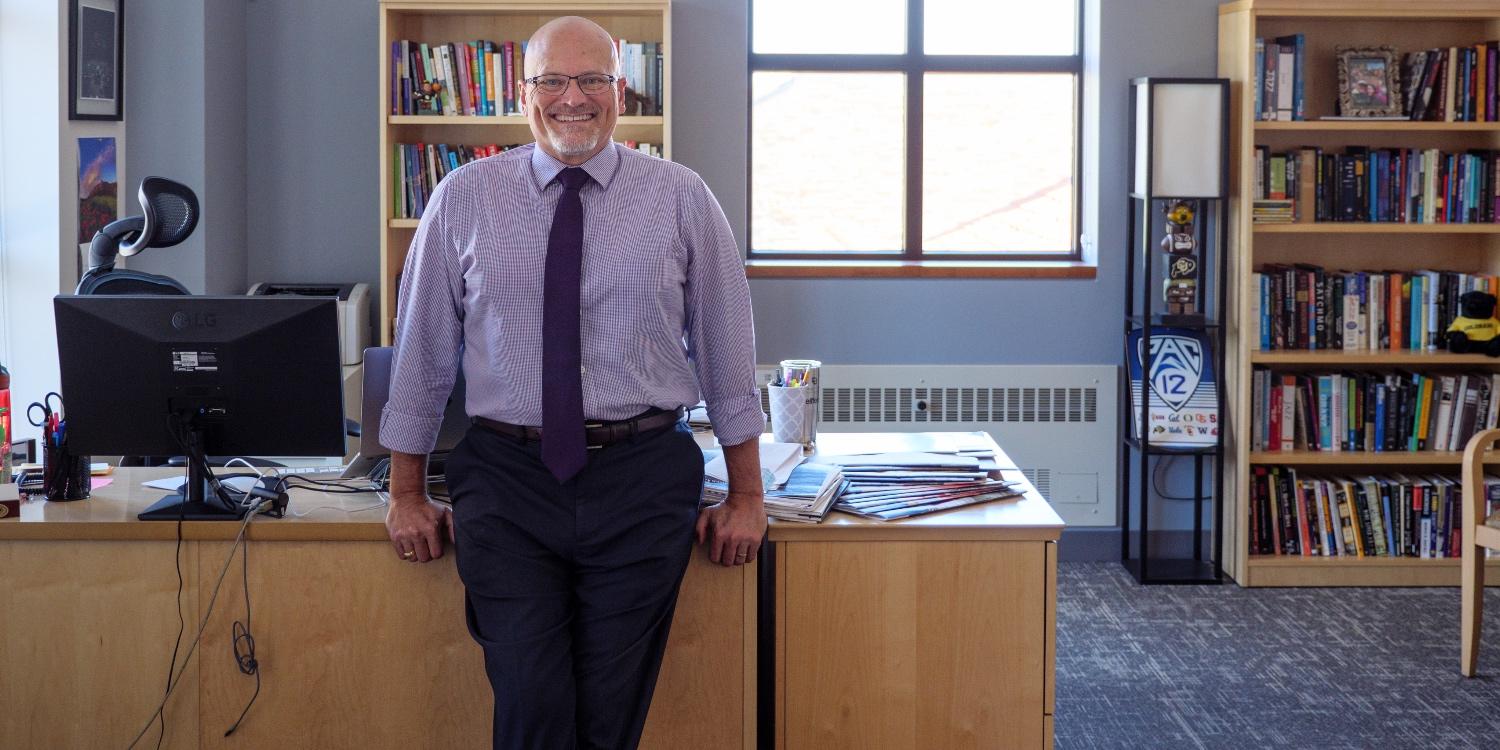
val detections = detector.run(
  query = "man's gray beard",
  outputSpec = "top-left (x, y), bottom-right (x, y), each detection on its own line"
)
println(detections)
top-left (549, 132), bottom-right (603, 159)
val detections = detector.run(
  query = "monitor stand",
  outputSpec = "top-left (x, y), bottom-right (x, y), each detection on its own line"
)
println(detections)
top-left (138, 424), bottom-right (249, 521)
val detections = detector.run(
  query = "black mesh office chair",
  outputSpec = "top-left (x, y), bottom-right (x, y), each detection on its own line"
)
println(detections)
top-left (78, 177), bottom-right (353, 468)
top-left (75, 176), bottom-right (197, 295)
top-left (76, 178), bottom-right (218, 467)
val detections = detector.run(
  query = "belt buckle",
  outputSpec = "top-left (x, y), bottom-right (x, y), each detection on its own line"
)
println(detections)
top-left (585, 420), bottom-right (606, 450)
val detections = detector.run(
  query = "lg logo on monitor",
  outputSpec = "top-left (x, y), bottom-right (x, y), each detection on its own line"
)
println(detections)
top-left (171, 311), bottom-right (216, 330)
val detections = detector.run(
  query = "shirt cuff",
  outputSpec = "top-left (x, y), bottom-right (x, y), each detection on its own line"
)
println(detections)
top-left (709, 394), bottom-right (768, 447)
top-left (378, 406), bottom-right (444, 455)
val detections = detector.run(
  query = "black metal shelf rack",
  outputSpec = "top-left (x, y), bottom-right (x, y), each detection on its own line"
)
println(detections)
top-left (1119, 78), bottom-right (1229, 585)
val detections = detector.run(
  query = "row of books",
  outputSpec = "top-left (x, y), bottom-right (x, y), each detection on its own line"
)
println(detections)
top-left (1250, 369), bottom-right (1500, 454)
top-left (392, 141), bottom-right (664, 220)
top-left (1250, 266), bottom-right (1500, 351)
top-left (1249, 468), bottom-right (1494, 558)
top-left (392, 142), bottom-right (521, 220)
top-left (1402, 45), bottom-right (1500, 122)
top-left (617, 42), bottom-right (665, 116)
top-left (389, 38), bottom-right (664, 117)
top-left (391, 39), bottom-right (522, 117)
top-left (1252, 146), bottom-right (1500, 224)
top-left (1253, 34), bottom-right (1305, 121)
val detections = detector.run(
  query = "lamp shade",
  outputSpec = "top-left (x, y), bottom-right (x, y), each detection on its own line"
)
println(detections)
top-left (1132, 79), bottom-right (1227, 198)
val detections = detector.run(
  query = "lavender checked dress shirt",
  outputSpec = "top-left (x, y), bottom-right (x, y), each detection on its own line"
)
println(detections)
top-left (380, 142), bottom-right (764, 455)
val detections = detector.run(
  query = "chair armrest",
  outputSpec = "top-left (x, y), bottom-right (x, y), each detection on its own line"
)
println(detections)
top-left (1461, 429), bottom-right (1500, 543)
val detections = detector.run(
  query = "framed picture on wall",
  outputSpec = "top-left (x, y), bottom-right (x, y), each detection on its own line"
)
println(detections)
top-left (68, 0), bottom-right (124, 121)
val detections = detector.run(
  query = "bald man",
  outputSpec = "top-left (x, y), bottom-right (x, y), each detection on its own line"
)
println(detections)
top-left (380, 16), bottom-right (767, 750)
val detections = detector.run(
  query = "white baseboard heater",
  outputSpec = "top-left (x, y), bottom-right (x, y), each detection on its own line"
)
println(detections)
top-left (756, 364), bottom-right (1118, 528)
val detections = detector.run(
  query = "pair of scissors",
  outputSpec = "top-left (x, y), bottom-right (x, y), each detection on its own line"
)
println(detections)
top-left (27, 391), bottom-right (64, 431)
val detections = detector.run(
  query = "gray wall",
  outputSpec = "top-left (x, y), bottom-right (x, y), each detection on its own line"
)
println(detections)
top-left (124, 0), bottom-right (1228, 540)
top-left (125, 0), bottom-right (206, 291)
top-left (125, 0), bottom-right (247, 294)
top-left (245, 0), bottom-right (380, 289)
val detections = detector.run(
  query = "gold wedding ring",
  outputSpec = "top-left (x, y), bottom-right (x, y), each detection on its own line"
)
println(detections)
top-left (402, 550), bottom-right (415, 559)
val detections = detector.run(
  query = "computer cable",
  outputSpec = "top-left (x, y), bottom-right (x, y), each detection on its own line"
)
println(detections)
top-left (126, 494), bottom-right (268, 749)
top-left (154, 475), bottom-right (186, 750)
top-left (280, 473), bottom-right (381, 490)
top-left (152, 417), bottom-right (197, 750)
top-left (131, 421), bottom-right (266, 748)
top-left (224, 531), bottom-right (259, 737)
top-left (1152, 456), bottom-right (1202, 501)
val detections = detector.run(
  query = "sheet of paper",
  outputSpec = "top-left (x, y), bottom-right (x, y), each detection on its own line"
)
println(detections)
top-left (141, 473), bottom-right (260, 493)
top-left (817, 452), bottom-right (981, 469)
top-left (813, 432), bottom-right (994, 456)
top-left (703, 441), bottom-right (803, 487)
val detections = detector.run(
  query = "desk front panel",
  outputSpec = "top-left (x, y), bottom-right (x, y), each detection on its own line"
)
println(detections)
top-left (0, 540), bottom-right (202, 749)
top-left (0, 537), bottom-right (753, 749)
top-left (778, 540), bottom-right (1048, 750)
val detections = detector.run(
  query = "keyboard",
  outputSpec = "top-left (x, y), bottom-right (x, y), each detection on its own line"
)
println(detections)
top-left (264, 464), bottom-right (349, 479)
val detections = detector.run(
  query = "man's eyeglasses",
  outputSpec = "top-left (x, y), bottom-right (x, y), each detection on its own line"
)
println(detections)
top-left (524, 73), bottom-right (618, 96)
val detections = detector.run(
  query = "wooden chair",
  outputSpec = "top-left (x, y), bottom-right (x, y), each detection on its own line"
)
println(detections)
top-left (1461, 428), bottom-right (1500, 676)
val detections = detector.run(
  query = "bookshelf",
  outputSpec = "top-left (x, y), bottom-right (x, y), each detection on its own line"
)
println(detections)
top-left (1220, 0), bottom-right (1500, 586)
top-left (377, 0), bottom-right (672, 345)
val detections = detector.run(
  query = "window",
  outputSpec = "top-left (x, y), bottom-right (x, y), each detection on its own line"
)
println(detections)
top-left (749, 0), bottom-right (1082, 261)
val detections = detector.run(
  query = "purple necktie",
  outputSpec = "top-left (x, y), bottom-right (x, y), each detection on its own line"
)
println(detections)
top-left (542, 167), bottom-right (590, 482)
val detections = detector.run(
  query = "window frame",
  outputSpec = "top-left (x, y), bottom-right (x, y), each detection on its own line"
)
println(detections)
top-left (746, 0), bottom-right (1085, 263)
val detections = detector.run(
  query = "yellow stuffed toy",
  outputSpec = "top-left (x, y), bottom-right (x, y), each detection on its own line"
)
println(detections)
top-left (1447, 291), bottom-right (1500, 356)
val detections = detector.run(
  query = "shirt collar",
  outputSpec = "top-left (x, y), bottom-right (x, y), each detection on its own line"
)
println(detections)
top-left (530, 141), bottom-right (620, 192)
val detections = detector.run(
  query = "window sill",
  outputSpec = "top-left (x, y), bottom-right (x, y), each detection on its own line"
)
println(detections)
top-left (743, 259), bottom-right (1097, 279)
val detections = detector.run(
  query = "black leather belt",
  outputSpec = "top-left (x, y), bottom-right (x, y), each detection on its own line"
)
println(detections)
top-left (473, 406), bottom-right (686, 449)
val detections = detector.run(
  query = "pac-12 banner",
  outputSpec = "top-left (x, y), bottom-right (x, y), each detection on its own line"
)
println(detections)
top-left (1126, 327), bottom-right (1219, 447)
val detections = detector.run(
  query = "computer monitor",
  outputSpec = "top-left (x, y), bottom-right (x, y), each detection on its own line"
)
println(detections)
top-left (54, 295), bottom-right (345, 520)
top-left (343, 346), bottom-right (466, 480)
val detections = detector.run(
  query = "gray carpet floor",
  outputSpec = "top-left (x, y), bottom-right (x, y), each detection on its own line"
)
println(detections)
top-left (1056, 562), bottom-right (1500, 749)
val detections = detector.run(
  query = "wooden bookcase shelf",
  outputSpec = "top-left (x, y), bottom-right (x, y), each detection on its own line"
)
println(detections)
top-left (1244, 555), bottom-right (1500, 587)
top-left (1219, 0), bottom-right (1500, 586)
top-left (1247, 450), bottom-right (1473, 464)
top-left (378, 0), bottom-right (671, 345)
top-left (1256, 120), bottom-right (1500, 131)
top-left (1248, 350), bottom-right (1500, 365)
top-left (1254, 223), bottom-right (1500, 233)
top-left (387, 114), bottom-right (665, 125)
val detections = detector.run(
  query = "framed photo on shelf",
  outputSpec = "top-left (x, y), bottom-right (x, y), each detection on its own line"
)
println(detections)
top-left (68, 0), bottom-right (123, 121)
top-left (1335, 46), bottom-right (1402, 117)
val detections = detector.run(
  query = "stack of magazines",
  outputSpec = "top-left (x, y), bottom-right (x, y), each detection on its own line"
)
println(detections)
top-left (700, 442), bottom-right (847, 523)
top-left (702, 461), bottom-right (846, 523)
top-left (818, 451), bottom-right (1022, 520)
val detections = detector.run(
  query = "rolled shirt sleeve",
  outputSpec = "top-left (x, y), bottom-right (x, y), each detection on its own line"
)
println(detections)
top-left (681, 175), bottom-right (765, 447)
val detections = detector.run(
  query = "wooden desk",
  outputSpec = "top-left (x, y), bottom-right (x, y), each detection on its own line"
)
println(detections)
top-left (768, 433), bottom-right (1063, 750)
top-left (1, 430), bottom-right (1062, 749)
top-left (0, 471), bottom-right (755, 749)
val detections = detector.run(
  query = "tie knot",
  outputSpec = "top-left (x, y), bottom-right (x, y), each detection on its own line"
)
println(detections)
top-left (556, 167), bottom-right (590, 192)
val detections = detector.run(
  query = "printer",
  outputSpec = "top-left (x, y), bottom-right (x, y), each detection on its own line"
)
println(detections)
top-left (247, 282), bottom-right (371, 365)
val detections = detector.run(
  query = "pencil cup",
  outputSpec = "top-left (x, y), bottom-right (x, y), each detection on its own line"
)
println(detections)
top-left (42, 443), bottom-right (90, 502)
top-left (769, 384), bottom-right (816, 448)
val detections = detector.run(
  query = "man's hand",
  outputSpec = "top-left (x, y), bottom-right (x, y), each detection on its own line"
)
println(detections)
top-left (385, 494), bottom-right (454, 563)
top-left (696, 491), bottom-right (767, 566)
